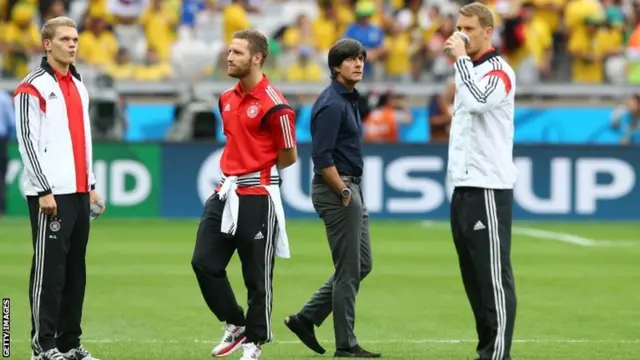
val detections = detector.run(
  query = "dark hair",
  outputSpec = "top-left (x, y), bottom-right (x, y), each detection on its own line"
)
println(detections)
top-left (233, 29), bottom-right (270, 65)
top-left (327, 38), bottom-right (367, 79)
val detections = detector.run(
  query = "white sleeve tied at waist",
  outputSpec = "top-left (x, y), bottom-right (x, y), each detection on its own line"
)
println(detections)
top-left (218, 176), bottom-right (240, 235)
top-left (217, 175), bottom-right (291, 259)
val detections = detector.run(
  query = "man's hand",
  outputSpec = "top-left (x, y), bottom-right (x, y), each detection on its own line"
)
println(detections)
top-left (39, 194), bottom-right (57, 216)
top-left (444, 33), bottom-right (468, 59)
top-left (90, 190), bottom-right (106, 216)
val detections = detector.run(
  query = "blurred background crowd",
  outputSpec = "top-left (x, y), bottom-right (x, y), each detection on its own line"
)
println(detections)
top-left (0, 0), bottom-right (639, 148)
top-left (0, 0), bottom-right (639, 84)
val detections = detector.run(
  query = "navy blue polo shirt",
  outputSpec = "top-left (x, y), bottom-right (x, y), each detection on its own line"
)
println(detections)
top-left (310, 80), bottom-right (364, 177)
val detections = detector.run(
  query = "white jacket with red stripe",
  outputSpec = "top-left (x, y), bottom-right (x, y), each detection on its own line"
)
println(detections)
top-left (14, 59), bottom-right (96, 196)
top-left (447, 50), bottom-right (518, 190)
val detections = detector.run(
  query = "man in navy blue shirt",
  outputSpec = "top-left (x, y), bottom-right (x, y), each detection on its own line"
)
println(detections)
top-left (284, 38), bottom-right (380, 359)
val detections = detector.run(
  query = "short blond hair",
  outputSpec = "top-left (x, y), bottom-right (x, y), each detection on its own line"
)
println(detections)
top-left (459, 2), bottom-right (494, 28)
top-left (41, 16), bottom-right (77, 41)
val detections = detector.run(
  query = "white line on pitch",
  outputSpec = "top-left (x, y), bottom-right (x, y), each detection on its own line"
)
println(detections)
top-left (510, 227), bottom-right (596, 247)
top-left (9, 339), bottom-right (640, 344)
top-left (420, 221), bottom-right (637, 247)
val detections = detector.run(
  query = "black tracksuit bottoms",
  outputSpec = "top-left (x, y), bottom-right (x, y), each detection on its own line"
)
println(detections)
top-left (191, 193), bottom-right (278, 345)
top-left (450, 187), bottom-right (517, 360)
top-left (27, 193), bottom-right (91, 354)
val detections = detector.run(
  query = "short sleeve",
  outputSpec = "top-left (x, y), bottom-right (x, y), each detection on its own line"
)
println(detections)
top-left (268, 107), bottom-right (297, 149)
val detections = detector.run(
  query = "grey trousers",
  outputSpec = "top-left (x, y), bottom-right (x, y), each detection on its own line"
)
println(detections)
top-left (300, 181), bottom-right (373, 349)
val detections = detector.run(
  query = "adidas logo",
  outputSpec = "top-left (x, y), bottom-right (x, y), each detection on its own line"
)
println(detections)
top-left (48, 92), bottom-right (57, 99)
top-left (224, 104), bottom-right (231, 111)
top-left (473, 221), bottom-right (486, 231)
top-left (254, 231), bottom-right (264, 240)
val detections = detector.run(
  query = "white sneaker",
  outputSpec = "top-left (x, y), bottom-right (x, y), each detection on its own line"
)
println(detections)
top-left (211, 324), bottom-right (247, 357)
top-left (60, 346), bottom-right (100, 360)
top-left (240, 343), bottom-right (261, 360)
top-left (38, 349), bottom-right (65, 360)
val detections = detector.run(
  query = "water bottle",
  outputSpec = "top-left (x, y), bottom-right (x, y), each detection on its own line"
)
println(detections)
top-left (445, 31), bottom-right (470, 57)
top-left (89, 200), bottom-right (105, 221)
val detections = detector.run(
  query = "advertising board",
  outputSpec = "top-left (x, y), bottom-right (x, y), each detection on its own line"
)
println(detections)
top-left (161, 144), bottom-right (639, 220)
top-left (5, 143), bottom-right (161, 217)
top-left (5, 143), bottom-right (637, 220)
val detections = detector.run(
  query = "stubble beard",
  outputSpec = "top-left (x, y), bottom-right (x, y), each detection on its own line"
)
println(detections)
top-left (228, 62), bottom-right (251, 79)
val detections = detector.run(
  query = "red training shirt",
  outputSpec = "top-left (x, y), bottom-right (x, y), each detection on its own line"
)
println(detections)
top-left (217, 74), bottom-right (296, 195)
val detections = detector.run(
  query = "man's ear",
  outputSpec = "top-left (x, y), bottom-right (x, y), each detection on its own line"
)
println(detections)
top-left (253, 53), bottom-right (263, 65)
top-left (485, 26), bottom-right (494, 38)
top-left (42, 40), bottom-right (51, 52)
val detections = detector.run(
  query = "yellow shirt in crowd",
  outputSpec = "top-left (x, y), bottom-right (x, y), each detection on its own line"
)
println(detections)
top-left (334, 2), bottom-right (354, 36)
top-left (568, 28), bottom-right (608, 83)
top-left (2, 22), bottom-right (40, 77)
top-left (133, 62), bottom-right (172, 81)
top-left (505, 18), bottom-right (552, 68)
top-left (140, 4), bottom-right (178, 60)
top-left (283, 26), bottom-right (315, 49)
top-left (223, 3), bottom-right (250, 45)
top-left (87, 0), bottom-right (115, 24)
top-left (104, 62), bottom-right (137, 80)
top-left (527, 19), bottom-right (553, 65)
top-left (312, 16), bottom-right (337, 52)
top-left (532, 0), bottom-right (566, 33)
top-left (384, 32), bottom-right (411, 76)
top-left (286, 62), bottom-right (323, 82)
top-left (564, 0), bottom-right (603, 41)
top-left (78, 30), bottom-right (119, 67)
top-left (598, 26), bottom-right (623, 54)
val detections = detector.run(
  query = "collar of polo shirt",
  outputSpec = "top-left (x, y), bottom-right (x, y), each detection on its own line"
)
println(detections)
top-left (331, 80), bottom-right (360, 100)
top-left (472, 48), bottom-right (500, 67)
top-left (233, 73), bottom-right (271, 98)
top-left (39, 56), bottom-right (82, 82)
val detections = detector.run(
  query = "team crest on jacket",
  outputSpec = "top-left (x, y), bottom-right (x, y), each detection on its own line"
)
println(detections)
top-left (247, 105), bottom-right (259, 118)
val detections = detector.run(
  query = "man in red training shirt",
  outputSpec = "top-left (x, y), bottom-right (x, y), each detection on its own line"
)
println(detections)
top-left (190, 29), bottom-right (298, 360)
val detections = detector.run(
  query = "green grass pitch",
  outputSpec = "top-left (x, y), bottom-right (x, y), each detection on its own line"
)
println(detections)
top-left (1, 218), bottom-right (640, 359)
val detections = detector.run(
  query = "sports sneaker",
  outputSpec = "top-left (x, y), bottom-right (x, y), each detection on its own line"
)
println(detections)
top-left (39, 349), bottom-right (65, 360)
top-left (240, 342), bottom-right (261, 360)
top-left (61, 345), bottom-right (100, 360)
top-left (211, 324), bottom-right (247, 357)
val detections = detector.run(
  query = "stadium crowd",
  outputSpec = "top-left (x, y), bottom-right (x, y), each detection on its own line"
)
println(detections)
top-left (0, 0), bottom-right (639, 85)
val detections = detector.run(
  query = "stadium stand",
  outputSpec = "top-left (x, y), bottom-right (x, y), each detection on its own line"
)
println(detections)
top-left (1, 0), bottom-right (639, 144)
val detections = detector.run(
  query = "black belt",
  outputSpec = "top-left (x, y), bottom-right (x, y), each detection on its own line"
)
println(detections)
top-left (313, 175), bottom-right (362, 185)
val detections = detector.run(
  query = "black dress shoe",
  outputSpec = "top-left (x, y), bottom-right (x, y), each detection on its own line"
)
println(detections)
top-left (334, 345), bottom-right (381, 358)
top-left (284, 314), bottom-right (326, 354)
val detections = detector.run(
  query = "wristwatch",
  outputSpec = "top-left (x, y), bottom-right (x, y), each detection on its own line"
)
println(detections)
top-left (341, 188), bottom-right (352, 198)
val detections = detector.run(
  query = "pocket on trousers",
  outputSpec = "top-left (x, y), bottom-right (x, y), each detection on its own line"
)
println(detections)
top-left (311, 184), bottom-right (344, 217)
